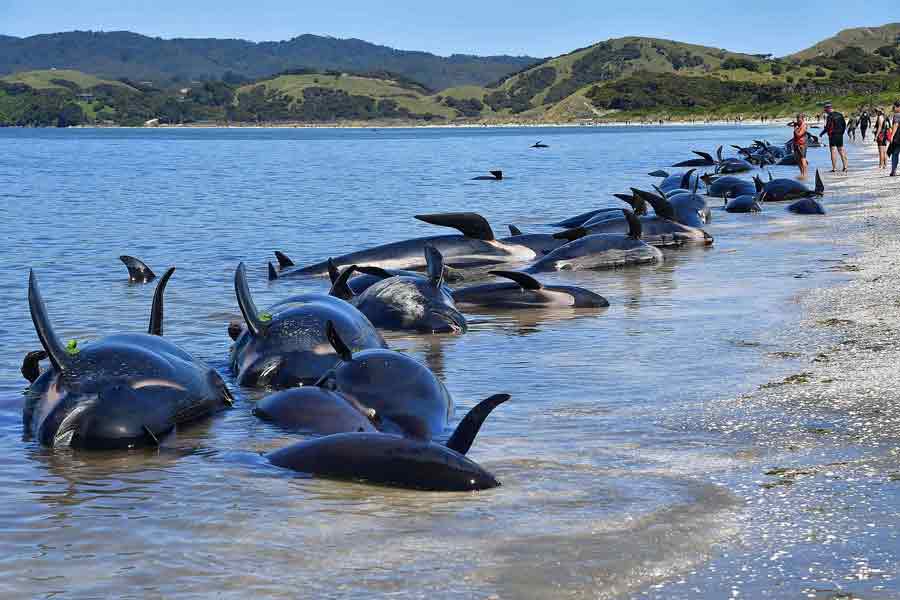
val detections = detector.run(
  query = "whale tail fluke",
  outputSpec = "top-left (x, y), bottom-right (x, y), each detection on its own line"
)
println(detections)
top-left (120, 255), bottom-right (155, 283)
top-left (21, 350), bottom-right (48, 383)
top-left (446, 394), bottom-right (510, 455)
top-left (148, 267), bottom-right (175, 336)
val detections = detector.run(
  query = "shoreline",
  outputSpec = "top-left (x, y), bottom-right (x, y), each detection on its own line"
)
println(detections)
top-left (649, 140), bottom-right (900, 598)
top-left (18, 117), bottom-right (818, 130)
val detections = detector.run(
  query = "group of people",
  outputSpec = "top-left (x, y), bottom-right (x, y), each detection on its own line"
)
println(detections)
top-left (792, 101), bottom-right (900, 177)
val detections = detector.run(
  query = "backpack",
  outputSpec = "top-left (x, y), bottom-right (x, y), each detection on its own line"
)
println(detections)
top-left (831, 112), bottom-right (846, 136)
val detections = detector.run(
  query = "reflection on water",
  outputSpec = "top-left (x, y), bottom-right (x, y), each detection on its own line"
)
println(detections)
top-left (0, 125), bottom-right (853, 598)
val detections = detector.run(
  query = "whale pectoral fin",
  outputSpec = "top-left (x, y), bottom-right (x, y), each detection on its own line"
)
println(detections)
top-left (21, 350), bottom-right (48, 383)
top-left (814, 170), bottom-right (824, 195)
top-left (424, 244), bottom-right (444, 288)
top-left (274, 251), bottom-right (295, 269)
top-left (356, 266), bottom-right (394, 280)
top-left (234, 263), bottom-right (267, 338)
top-left (325, 321), bottom-right (353, 362)
top-left (120, 255), bottom-right (155, 283)
top-left (508, 224), bottom-right (523, 236)
top-left (148, 267), bottom-right (175, 336)
top-left (268, 262), bottom-right (279, 281)
top-left (553, 227), bottom-right (588, 242)
top-left (28, 270), bottom-right (70, 373)
top-left (328, 265), bottom-right (357, 301)
top-left (446, 394), bottom-right (511, 455)
top-left (415, 212), bottom-right (495, 241)
top-left (489, 270), bottom-right (542, 291)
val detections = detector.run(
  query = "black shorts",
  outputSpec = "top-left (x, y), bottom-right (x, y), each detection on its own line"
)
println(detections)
top-left (829, 134), bottom-right (844, 148)
top-left (793, 145), bottom-right (807, 159)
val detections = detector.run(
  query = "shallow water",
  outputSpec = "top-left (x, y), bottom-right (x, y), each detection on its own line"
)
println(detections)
top-left (0, 125), bottom-right (863, 598)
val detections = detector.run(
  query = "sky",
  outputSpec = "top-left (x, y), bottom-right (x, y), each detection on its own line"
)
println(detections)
top-left (4, 0), bottom-right (898, 58)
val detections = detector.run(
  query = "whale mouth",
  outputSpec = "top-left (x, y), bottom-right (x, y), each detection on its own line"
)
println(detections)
top-left (427, 307), bottom-right (468, 334)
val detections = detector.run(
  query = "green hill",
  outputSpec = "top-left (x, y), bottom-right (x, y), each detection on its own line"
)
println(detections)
top-left (789, 23), bottom-right (900, 60)
top-left (0, 31), bottom-right (538, 92)
top-left (1, 69), bottom-right (136, 91)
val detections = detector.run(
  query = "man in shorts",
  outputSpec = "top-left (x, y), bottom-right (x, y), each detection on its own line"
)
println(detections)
top-left (821, 102), bottom-right (848, 172)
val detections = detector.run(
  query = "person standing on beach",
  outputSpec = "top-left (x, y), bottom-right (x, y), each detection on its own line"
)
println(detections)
top-left (889, 101), bottom-right (900, 177)
top-left (860, 111), bottom-right (871, 140)
top-left (821, 102), bottom-right (848, 172)
top-left (847, 114), bottom-right (858, 142)
top-left (791, 113), bottom-right (809, 179)
top-left (875, 108), bottom-right (890, 169)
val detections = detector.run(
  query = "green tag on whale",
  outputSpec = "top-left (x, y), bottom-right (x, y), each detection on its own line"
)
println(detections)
top-left (66, 339), bottom-right (80, 355)
top-left (259, 312), bottom-right (273, 323)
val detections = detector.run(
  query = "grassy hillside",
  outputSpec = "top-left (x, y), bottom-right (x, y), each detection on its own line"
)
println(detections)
top-left (0, 31), bottom-right (539, 91)
top-left (790, 23), bottom-right (900, 60)
top-left (1, 69), bottom-right (136, 91)
top-left (240, 72), bottom-right (456, 120)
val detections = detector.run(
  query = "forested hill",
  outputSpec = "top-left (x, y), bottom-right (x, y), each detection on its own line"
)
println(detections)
top-left (0, 31), bottom-right (540, 91)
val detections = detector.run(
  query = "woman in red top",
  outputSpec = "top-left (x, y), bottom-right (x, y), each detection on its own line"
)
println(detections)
top-left (792, 113), bottom-right (809, 179)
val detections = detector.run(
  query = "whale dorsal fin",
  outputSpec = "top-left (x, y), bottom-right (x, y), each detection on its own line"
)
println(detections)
top-left (446, 394), bottom-right (510, 455)
top-left (490, 170), bottom-right (503, 180)
top-left (631, 188), bottom-right (674, 221)
top-left (614, 192), bottom-right (646, 216)
top-left (415, 212), bottom-right (495, 241)
top-left (327, 258), bottom-right (341, 284)
top-left (234, 263), bottom-right (267, 338)
top-left (553, 227), bottom-right (588, 242)
top-left (622, 209), bottom-right (642, 240)
top-left (328, 265), bottom-right (357, 301)
top-left (489, 270), bottom-right (542, 291)
top-left (753, 176), bottom-right (764, 194)
top-left (356, 266), bottom-right (394, 280)
top-left (716, 145), bottom-right (723, 163)
top-left (28, 270), bottom-right (71, 373)
top-left (814, 170), bottom-right (824, 195)
top-left (424, 244), bottom-right (444, 288)
top-left (325, 320), bottom-right (353, 362)
top-left (692, 151), bottom-right (714, 163)
top-left (680, 168), bottom-right (697, 191)
top-left (648, 170), bottom-right (669, 178)
top-left (148, 267), bottom-right (175, 336)
top-left (268, 262), bottom-right (278, 281)
top-left (508, 224), bottom-right (523, 236)
top-left (120, 255), bottom-right (155, 283)
top-left (274, 251), bottom-right (294, 269)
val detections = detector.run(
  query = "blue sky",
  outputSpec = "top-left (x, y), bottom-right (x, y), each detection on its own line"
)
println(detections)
top-left (4, 0), bottom-right (898, 58)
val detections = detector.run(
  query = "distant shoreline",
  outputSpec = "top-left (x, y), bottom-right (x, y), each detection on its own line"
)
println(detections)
top-left (54, 117), bottom-right (819, 131)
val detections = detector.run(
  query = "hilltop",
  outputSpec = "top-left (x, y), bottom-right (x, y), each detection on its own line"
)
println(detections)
top-left (0, 30), bottom-right (539, 92)
top-left (3, 25), bottom-right (900, 127)
top-left (790, 23), bottom-right (900, 60)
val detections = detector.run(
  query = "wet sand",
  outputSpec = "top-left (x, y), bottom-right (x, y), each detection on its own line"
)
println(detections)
top-left (644, 143), bottom-right (900, 598)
